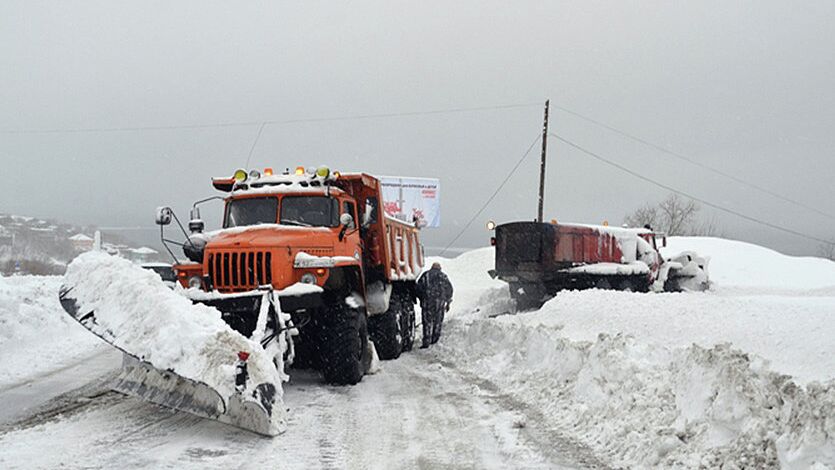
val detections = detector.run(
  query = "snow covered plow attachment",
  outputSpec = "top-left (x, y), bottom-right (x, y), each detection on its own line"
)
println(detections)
top-left (489, 221), bottom-right (709, 310)
top-left (58, 251), bottom-right (290, 436)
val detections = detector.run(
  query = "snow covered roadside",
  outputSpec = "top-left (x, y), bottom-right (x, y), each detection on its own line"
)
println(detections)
top-left (433, 240), bottom-right (835, 468)
top-left (664, 236), bottom-right (835, 291)
top-left (0, 274), bottom-right (103, 388)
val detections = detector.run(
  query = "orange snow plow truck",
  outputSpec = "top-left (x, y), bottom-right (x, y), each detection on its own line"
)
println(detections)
top-left (58, 166), bottom-right (428, 435)
top-left (165, 167), bottom-right (425, 384)
top-left (59, 166), bottom-right (428, 435)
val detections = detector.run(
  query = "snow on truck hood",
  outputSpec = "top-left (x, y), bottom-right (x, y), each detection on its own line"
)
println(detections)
top-left (199, 224), bottom-right (335, 248)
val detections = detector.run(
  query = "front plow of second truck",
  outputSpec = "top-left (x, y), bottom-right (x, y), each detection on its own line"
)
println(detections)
top-left (58, 251), bottom-right (291, 436)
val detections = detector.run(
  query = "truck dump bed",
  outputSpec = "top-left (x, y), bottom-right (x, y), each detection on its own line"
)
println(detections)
top-left (335, 173), bottom-right (424, 283)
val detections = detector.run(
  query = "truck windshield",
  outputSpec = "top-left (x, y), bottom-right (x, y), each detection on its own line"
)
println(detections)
top-left (280, 196), bottom-right (339, 227)
top-left (224, 197), bottom-right (278, 227)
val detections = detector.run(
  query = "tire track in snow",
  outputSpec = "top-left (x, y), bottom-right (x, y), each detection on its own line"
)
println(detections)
top-left (436, 356), bottom-right (612, 469)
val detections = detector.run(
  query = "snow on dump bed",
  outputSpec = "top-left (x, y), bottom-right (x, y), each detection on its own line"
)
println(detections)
top-left (566, 261), bottom-right (650, 275)
top-left (63, 252), bottom-right (287, 422)
top-left (0, 274), bottom-right (102, 386)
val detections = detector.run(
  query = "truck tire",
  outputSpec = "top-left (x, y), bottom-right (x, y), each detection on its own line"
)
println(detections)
top-left (399, 293), bottom-right (416, 352)
top-left (510, 282), bottom-right (547, 311)
top-left (369, 297), bottom-right (403, 360)
top-left (290, 330), bottom-right (321, 370)
top-left (320, 303), bottom-right (368, 385)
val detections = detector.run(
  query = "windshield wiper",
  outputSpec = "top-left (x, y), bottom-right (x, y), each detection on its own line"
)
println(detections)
top-left (281, 219), bottom-right (313, 227)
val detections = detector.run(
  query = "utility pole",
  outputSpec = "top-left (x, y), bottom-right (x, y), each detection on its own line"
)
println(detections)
top-left (537, 99), bottom-right (550, 223)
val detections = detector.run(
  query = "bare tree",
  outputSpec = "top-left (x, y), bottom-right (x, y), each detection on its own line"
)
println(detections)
top-left (623, 194), bottom-right (721, 236)
top-left (623, 203), bottom-right (659, 231)
top-left (658, 194), bottom-right (699, 235)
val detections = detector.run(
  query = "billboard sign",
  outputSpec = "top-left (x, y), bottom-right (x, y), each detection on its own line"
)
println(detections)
top-left (380, 176), bottom-right (441, 228)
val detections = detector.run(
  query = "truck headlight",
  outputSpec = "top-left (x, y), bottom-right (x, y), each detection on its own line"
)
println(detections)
top-left (300, 273), bottom-right (317, 284)
top-left (188, 275), bottom-right (202, 289)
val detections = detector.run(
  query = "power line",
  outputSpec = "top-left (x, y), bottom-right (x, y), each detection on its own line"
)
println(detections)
top-left (0, 102), bottom-right (541, 135)
top-left (551, 133), bottom-right (832, 245)
top-left (439, 134), bottom-right (541, 256)
top-left (550, 103), bottom-right (835, 221)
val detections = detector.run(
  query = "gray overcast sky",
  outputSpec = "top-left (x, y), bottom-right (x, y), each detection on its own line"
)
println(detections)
top-left (1, 1), bottom-right (833, 256)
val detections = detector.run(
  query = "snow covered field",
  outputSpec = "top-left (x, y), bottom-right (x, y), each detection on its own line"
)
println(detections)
top-left (0, 275), bottom-right (103, 387)
top-left (0, 236), bottom-right (833, 468)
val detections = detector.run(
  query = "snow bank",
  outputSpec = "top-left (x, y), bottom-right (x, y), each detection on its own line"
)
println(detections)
top-left (63, 252), bottom-right (288, 431)
top-left (433, 239), bottom-right (835, 467)
top-left (438, 242), bottom-right (835, 384)
top-left (663, 237), bottom-right (835, 290)
top-left (439, 320), bottom-right (834, 468)
top-left (0, 274), bottom-right (101, 387)
top-left (522, 290), bottom-right (835, 385)
top-left (425, 247), bottom-right (512, 319)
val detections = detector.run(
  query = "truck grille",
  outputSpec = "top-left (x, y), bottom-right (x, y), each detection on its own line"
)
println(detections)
top-left (208, 251), bottom-right (272, 291)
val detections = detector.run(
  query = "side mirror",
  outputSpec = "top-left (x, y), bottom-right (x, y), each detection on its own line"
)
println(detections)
top-left (340, 213), bottom-right (355, 229)
top-left (188, 207), bottom-right (203, 233)
top-left (155, 207), bottom-right (173, 226)
top-left (189, 219), bottom-right (205, 233)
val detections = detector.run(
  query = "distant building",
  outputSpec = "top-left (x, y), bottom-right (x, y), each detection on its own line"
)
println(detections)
top-left (127, 246), bottom-right (158, 263)
top-left (69, 233), bottom-right (94, 251)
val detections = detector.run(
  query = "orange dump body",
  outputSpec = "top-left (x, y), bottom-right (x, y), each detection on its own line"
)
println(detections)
top-left (552, 225), bottom-right (627, 264)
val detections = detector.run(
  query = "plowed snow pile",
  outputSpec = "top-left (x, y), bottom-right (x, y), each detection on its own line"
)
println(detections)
top-left (0, 274), bottom-right (102, 386)
top-left (63, 251), bottom-right (288, 427)
top-left (433, 238), bottom-right (835, 469)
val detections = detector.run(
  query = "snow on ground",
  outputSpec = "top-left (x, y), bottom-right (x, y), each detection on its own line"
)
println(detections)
top-left (514, 291), bottom-right (834, 385)
top-left (433, 237), bottom-right (835, 469)
top-left (1, 237), bottom-right (833, 468)
top-left (664, 236), bottom-right (835, 290)
top-left (0, 274), bottom-right (102, 387)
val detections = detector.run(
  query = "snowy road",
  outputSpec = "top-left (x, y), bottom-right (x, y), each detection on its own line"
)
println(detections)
top-left (0, 351), bottom-right (601, 470)
top-left (0, 346), bottom-right (118, 425)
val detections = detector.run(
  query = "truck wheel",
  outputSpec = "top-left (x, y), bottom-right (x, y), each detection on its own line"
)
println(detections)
top-left (369, 297), bottom-right (403, 360)
top-left (615, 278), bottom-right (634, 292)
top-left (320, 303), bottom-right (368, 385)
top-left (291, 332), bottom-right (321, 370)
top-left (400, 294), bottom-right (416, 352)
top-left (510, 282), bottom-right (547, 311)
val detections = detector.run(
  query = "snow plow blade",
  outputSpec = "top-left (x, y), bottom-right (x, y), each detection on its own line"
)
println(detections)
top-left (58, 252), bottom-right (289, 436)
top-left (112, 356), bottom-right (279, 436)
top-left (661, 251), bottom-right (711, 292)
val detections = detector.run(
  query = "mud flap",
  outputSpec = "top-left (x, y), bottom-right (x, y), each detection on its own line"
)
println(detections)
top-left (58, 272), bottom-right (287, 436)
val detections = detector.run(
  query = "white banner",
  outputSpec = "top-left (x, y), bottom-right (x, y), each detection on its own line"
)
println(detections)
top-left (380, 176), bottom-right (441, 228)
